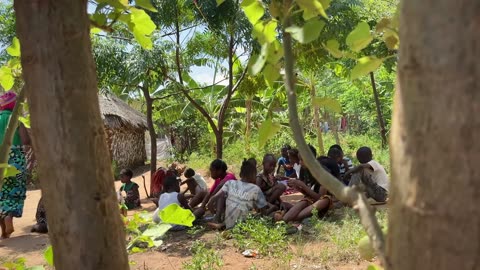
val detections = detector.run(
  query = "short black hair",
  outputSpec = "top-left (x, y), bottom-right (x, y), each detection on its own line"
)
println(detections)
top-left (240, 158), bottom-right (257, 179)
top-left (184, 168), bottom-right (195, 178)
top-left (120, 168), bottom-right (133, 178)
top-left (163, 176), bottom-right (179, 191)
top-left (329, 144), bottom-right (343, 152)
top-left (247, 157), bottom-right (257, 167)
top-left (210, 159), bottom-right (228, 172)
top-left (356, 147), bottom-right (373, 164)
top-left (262, 153), bottom-right (276, 164)
top-left (281, 144), bottom-right (291, 151)
top-left (317, 156), bottom-right (340, 179)
top-left (327, 148), bottom-right (343, 159)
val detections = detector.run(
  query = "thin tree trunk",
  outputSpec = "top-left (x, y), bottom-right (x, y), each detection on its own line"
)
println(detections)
top-left (331, 115), bottom-right (341, 146)
top-left (142, 87), bottom-right (156, 197)
top-left (310, 85), bottom-right (324, 155)
top-left (0, 88), bottom-right (25, 189)
top-left (370, 72), bottom-right (387, 148)
top-left (245, 98), bottom-right (252, 154)
top-left (389, 1), bottom-right (480, 269)
top-left (14, 0), bottom-right (129, 269)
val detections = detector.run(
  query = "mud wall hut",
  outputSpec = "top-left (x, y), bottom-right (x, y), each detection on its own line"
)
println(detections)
top-left (99, 93), bottom-right (148, 169)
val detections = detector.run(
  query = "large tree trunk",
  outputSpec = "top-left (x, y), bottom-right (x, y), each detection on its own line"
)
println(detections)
top-left (142, 87), bottom-right (156, 197)
top-left (14, 1), bottom-right (129, 269)
top-left (370, 72), bottom-right (387, 148)
top-left (389, 1), bottom-right (480, 269)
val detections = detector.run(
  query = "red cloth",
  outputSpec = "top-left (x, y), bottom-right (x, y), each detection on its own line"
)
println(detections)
top-left (0, 91), bottom-right (16, 111)
top-left (209, 172), bottom-right (236, 193)
top-left (150, 168), bottom-right (177, 197)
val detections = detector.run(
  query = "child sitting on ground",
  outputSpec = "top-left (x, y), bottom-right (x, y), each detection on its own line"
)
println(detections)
top-left (181, 168), bottom-right (208, 208)
top-left (256, 154), bottom-right (286, 205)
top-left (344, 147), bottom-right (389, 203)
top-left (276, 145), bottom-right (295, 177)
top-left (119, 169), bottom-right (141, 210)
top-left (328, 145), bottom-right (353, 184)
top-left (153, 176), bottom-right (204, 227)
top-left (208, 159), bottom-right (270, 229)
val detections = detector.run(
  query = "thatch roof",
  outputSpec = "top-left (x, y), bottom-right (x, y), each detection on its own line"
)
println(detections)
top-left (99, 93), bottom-right (147, 130)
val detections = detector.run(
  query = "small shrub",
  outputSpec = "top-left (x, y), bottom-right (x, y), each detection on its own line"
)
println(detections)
top-left (183, 240), bottom-right (223, 270)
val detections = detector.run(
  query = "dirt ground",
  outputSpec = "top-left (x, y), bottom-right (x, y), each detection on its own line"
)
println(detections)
top-left (0, 169), bottom-right (374, 270)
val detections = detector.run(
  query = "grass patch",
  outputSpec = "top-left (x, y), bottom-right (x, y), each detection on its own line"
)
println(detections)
top-left (183, 240), bottom-right (223, 270)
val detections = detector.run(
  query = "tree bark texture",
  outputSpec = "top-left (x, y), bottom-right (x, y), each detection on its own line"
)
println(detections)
top-left (14, 1), bottom-right (129, 269)
top-left (142, 87), bottom-right (156, 197)
top-left (370, 72), bottom-right (387, 148)
top-left (389, 1), bottom-right (480, 269)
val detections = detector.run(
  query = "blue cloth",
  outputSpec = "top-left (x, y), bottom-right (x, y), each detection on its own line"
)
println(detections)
top-left (278, 157), bottom-right (295, 177)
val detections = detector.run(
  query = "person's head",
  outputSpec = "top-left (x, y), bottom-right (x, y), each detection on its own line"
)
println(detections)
top-left (247, 157), bottom-right (257, 168)
top-left (317, 156), bottom-right (341, 179)
top-left (288, 149), bottom-right (299, 164)
top-left (209, 159), bottom-right (228, 179)
top-left (120, 168), bottom-right (133, 183)
top-left (163, 176), bottom-right (180, 193)
top-left (308, 144), bottom-right (317, 158)
top-left (0, 91), bottom-right (16, 111)
top-left (356, 147), bottom-right (373, 164)
top-left (262, 154), bottom-right (276, 174)
top-left (281, 144), bottom-right (291, 158)
top-left (330, 144), bottom-right (343, 152)
top-left (327, 147), bottom-right (343, 164)
top-left (184, 168), bottom-right (195, 178)
top-left (240, 158), bottom-right (257, 183)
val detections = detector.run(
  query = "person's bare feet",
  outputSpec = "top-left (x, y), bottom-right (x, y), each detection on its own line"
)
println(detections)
top-left (207, 222), bottom-right (225, 230)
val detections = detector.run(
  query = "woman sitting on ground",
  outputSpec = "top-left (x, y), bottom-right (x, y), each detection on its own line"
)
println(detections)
top-left (200, 159), bottom-right (236, 214)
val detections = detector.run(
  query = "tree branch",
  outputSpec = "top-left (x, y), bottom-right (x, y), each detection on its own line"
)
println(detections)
top-left (0, 87), bottom-right (25, 189)
top-left (90, 19), bottom-right (113, 33)
top-left (281, 12), bottom-right (389, 268)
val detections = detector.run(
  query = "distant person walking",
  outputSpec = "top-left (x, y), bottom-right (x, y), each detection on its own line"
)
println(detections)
top-left (0, 91), bottom-right (30, 238)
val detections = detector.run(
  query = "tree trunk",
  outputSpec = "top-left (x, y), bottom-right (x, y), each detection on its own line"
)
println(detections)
top-left (331, 115), bottom-right (341, 146)
top-left (14, 1), bottom-right (129, 269)
top-left (310, 85), bottom-right (324, 155)
top-left (369, 72), bottom-right (387, 148)
top-left (389, 1), bottom-right (480, 269)
top-left (245, 98), bottom-right (252, 154)
top-left (215, 130), bottom-right (223, 159)
top-left (142, 87), bottom-right (156, 197)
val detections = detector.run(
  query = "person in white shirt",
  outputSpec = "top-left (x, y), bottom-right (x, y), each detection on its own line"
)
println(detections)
top-left (180, 168), bottom-right (208, 208)
top-left (344, 147), bottom-right (389, 202)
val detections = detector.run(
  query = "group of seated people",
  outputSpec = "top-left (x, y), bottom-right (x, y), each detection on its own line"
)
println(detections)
top-left (141, 144), bottom-right (390, 231)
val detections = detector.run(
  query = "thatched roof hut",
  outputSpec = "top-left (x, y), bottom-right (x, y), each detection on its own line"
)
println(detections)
top-left (99, 93), bottom-right (148, 170)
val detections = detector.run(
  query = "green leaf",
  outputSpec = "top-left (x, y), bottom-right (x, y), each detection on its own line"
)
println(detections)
top-left (128, 8), bottom-right (156, 49)
top-left (346, 21), bottom-right (373, 52)
top-left (263, 20), bottom-right (278, 43)
top-left (159, 204), bottom-right (195, 227)
top-left (132, 29), bottom-right (153, 50)
top-left (258, 118), bottom-right (281, 148)
top-left (251, 43), bottom-right (268, 75)
top-left (142, 224), bottom-right (171, 238)
top-left (26, 267), bottom-right (45, 270)
top-left (43, 246), bottom-right (54, 266)
top-left (296, 0), bottom-right (328, 20)
top-left (130, 247), bottom-right (145, 253)
top-left (312, 97), bottom-right (342, 113)
top-left (92, 13), bottom-right (107, 26)
top-left (6, 37), bottom-right (20, 57)
top-left (241, 0), bottom-right (264, 25)
top-left (263, 63), bottom-right (280, 88)
top-left (285, 18), bottom-right (325, 44)
top-left (350, 56), bottom-right (383, 80)
top-left (136, 0), bottom-right (157, 12)
top-left (0, 66), bottom-right (14, 90)
top-left (0, 163), bottom-right (20, 178)
top-left (266, 40), bottom-right (283, 64)
top-left (367, 265), bottom-right (383, 270)
top-left (323, 40), bottom-right (343, 58)
top-left (216, 0), bottom-right (226, 6)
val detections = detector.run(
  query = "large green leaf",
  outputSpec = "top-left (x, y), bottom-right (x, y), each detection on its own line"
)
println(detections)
top-left (250, 43), bottom-right (268, 75)
top-left (258, 118), bottom-right (281, 148)
top-left (0, 66), bottom-right (14, 90)
top-left (296, 0), bottom-right (328, 20)
top-left (142, 223), bottom-right (171, 238)
top-left (252, 19), bottom-right (277, 44)
top-left (266, 40), bottom-right (283, 64)
top-left (312, 97), bottom-right (342, 113)
top-left (129, 8), bottom-right (156, 49)
top-left (263, 63), bottom-right (280, 88)
top-left (159, 204), bottom-right (195, 227)
top-left (346, 21), bottom-right (373, 52)
top-left (241, 0), bottom-right (264, 25)
top-left (136, 0), bottom-right (157, 12)
top-left (285, 18), bottom-right (325, 44)
top-left (350, 56), bottom-right (383, 80)
top-left (6, 37), bottom-right (20, 57)
top-left (323, 39), bottom-right (343, 58)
